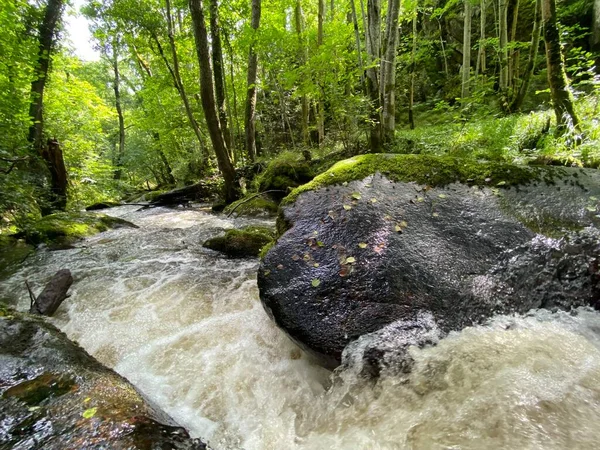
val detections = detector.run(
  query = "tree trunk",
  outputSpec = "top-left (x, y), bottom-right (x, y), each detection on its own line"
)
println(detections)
top-left (164, 0), bottom-right (209, 161)
top-left (380, 0), bottom-right (401, 146)
top-left (475, 0), bottom-right (487, 76)
top-left (40, 139), bottom-right (68, 213)
top-left (592, 0), bottom-right (600, 72)
top-left (209, 0), bottom-right (233, 157)
top-left (498, 0), bottom-right (508, 92)
top-left (189, 0), bottom-right (238, 202)
top-left (509, 0), bottom-right (541, 111)
top-left (295, 0), bottom-right (310, 145)
top-left (350, 0), bottom-right (366, 91)
top-left (27, 0), bottom-right (65, 151)
top-left (461, 0), bottom-right (472, 100)
top-left (366, 0), bottom-right (382, 151)
top-left (541, 0), bottom-right (579, 133)
top-left (409, 12), bottom-right (417, 129)
top-left (508, 0), bottom-right (520, 89)
top-left (317, 0), bottom-right (325, 146)
top-left (245, 0), bottom-right (261, 162)
top-left (111, 39), bottom-right (125, 180)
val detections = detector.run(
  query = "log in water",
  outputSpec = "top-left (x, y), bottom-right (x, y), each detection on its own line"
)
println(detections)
top-left (1, 205), bottom-right (600, 449)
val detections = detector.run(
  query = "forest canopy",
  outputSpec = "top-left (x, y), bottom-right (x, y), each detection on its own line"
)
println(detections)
top-left (0, 0), bottom-right (598, 232)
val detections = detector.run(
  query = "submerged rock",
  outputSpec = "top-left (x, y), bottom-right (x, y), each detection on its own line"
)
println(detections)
top-left (0, 305), bottom-right (207, 449)
top-left (203, 226), bottom-right (275, 258)
top-left (258, 154), bottom-right (600, 370)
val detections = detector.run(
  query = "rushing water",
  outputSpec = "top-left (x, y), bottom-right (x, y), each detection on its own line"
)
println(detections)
top-left (2, 205), bottom-right (600, 449)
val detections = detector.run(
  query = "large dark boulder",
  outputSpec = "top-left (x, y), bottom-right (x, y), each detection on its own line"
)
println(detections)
top-left (258, 154), bottom-right (600, 372)
top-left (0, 305), bottom-right (207, 449)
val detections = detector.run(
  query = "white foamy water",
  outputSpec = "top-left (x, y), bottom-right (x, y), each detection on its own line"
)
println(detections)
top-left (2, 205), bottom-right (600, 449)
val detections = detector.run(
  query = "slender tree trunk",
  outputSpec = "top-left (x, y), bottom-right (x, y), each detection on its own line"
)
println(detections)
top-left (111, 39), bottom-right (125, 180)
top-left (438, 18), bottom-right (449, 77)
top-left (541, 0), bottom-right (579, 133)
top-left (189, 0), bottom-right (238, 202)
top-left (28, 0), bottom-right (65, 151)
top-left (209, 0), bottom-right (233, 158)
top-left (475, 0), bottom-right (487, 76)
top-left (245, 0), bottom-right (261, 162)
top-left (592, 0), bottom-right (600, 72)
top-left (380, 0), bottom-right (401, 146)
top-left (508, 0), bottom-right (520, 88)
top-left (366, 0), bottom-right (382, 151)
top-left (409, 12), bottom-right (417, 129)
top-left (163, 0), bottom-right (209, 160)
top-left (350, 0), bottom-right (366, 90)
top-left (295, 0), bottom-right (310, 145)
top-left (509, 0), bottom-right (541, 111)
top-left (498, 0), bottom-right (508, 92)
top-left (462, 0), bottom-right (472, 100)
top-left (317, 0), bottom-right (325, 146)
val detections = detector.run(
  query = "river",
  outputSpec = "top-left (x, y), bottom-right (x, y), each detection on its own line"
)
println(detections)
top-left (2, 205), bottom-right (600, 449)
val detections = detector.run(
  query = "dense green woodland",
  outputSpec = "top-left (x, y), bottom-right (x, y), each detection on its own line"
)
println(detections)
top-left (0, 0), bottom-right (598, 233)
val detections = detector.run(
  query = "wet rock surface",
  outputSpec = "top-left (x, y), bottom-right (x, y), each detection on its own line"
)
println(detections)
top-left (203, 226), bottom-right (275, 258)
top-left (0, 306), bottom-right (207, 449)
top-left (258, 158), bottom-right (600, 370)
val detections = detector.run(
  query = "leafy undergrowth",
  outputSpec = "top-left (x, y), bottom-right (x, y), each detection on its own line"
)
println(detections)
top-left (395, 92), bottom-right (600, 167)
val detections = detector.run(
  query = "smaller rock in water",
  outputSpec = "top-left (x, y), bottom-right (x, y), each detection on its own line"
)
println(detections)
top-left (203, 226), bottom-right (274, 258)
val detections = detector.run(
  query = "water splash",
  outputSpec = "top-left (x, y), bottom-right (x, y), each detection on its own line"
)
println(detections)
top-left (2, 205), bottom-right (600, 449)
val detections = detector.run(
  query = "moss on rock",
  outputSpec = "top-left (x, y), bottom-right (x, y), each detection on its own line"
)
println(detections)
top-left (282, 154), bottom-right (550, 205)
top-left (203, 226), bottom-right (275, 258)
top-left (255, 159), bottom-right (315, 199)
top-left (223, 196), bottom-right (279, 217)
top-left (17, 211), bottom-right (138, 247)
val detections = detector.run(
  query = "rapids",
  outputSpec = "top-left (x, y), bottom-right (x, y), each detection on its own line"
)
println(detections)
top-left (2, 205), bottom-right (600, 449)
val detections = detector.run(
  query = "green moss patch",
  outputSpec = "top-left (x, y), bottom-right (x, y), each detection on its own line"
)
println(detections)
top-left (203, 226), bottom-right (275, 258)
top-left (255, 159), bottom-right (315, 199)
top-left (17, 212), bottom-right (138, 246)
top-left (283, 154), bottom-right (550, 205)
top-left (223, 196), bottom-right (279, 217)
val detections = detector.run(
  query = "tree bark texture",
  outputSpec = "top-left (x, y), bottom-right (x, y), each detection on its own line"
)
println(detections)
top-left (592, 0), bottom-right (600, 71)
top-left (189, 0), bottom-right (238, 202)
top-left (380, 0), bottom-right (401, 145)
top-left (317, 0), bottom-right (326, 145)
top-left (40, 139), bottom-right (68, 213)
top-left (475, 0), bottom-right (486, 75)
top-left (111, 39), bottom-right (125, 180)
top-left (164, 0), bottom-right (208, 160)
top-left (509, 0), bottom-right (541, 111)
top-left (245, 0), bottom-right (261, 162)
top-left (295, 0), bottom-right (310, 145)
top-left (461, 0), bottom-right (472, 100)
top-left (541, 0), bottom-right (579, 132)
top-left (366, 0), bottom-right (382, 151)
top-left (28, 0), bottom-right (65, 151)
top-left (209, 0), bottom-right (233, 156)
top-left (498, 0), bottom-right (509, 92)
top-left (409, 13), bottom-right (417, 129)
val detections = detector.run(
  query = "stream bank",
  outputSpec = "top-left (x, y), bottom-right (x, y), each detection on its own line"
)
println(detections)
top-left (2, 204), bottom-right (600, 449)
